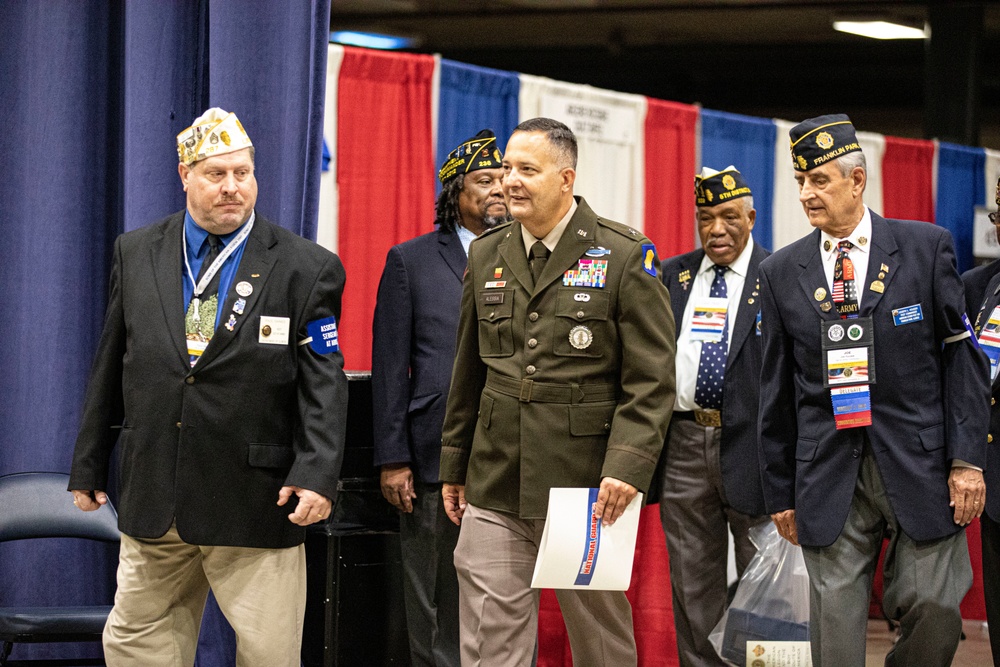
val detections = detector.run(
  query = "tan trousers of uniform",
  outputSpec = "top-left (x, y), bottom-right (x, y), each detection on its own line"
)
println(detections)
top-left (103, 523), bottom-right (306, 667)
top-left (454, 503), bottom-right (636, 667)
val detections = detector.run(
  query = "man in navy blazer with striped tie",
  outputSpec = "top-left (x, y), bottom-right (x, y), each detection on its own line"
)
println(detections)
top-left (759, 114), bottom-right (989, 665)
top-left (657, 166), bottom-right (769, 667)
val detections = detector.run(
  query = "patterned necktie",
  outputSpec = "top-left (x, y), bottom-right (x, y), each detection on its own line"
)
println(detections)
top-left (694, 264), bottom-right (729, 411)
top-left (832, 240), bottom-right (859, 319)
top-left (530, 240), bottom-right (549, 287)
top-left (186, 234), bottom-right (223, 366)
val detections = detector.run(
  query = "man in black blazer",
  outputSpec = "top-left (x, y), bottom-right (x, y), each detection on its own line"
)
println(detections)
top-left (759, 114), bottom-right (988, 665)
top-left (967, 177), bottom-right (1000, 665)
top-left (372, 130), bottom-right (506, 667)
top-left (657, 166), bottom-right (768, 667)
top-left (69, 109), bottom-right (348, 666)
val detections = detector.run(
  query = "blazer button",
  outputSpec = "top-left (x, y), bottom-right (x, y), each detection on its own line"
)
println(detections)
top-left (528, 338), bottom-right (538, 348)
top-left (526, 365), bottom-right (536, 375)
top-left (604, 423), bottom-right (611, 431)
top-left (993, 398), bottom-right (996, 406)
top-left (175, 422), bottom-right (182, 429)
top-left (576, 310), bottom-right (585, 319)
top-left (529, 312), bottom-right (539, 322)
top-left (990, 434), bottom-right (994, 444)
top-left (185, 376), bottom-right (195, 384)
top-left (851, 449), bottom-right (860, 458)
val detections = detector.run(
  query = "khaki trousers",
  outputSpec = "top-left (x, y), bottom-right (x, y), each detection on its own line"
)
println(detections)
top-left (454, 503), bottom-right (636, 667)
top-left (103, 523), bottom-right (306, 667)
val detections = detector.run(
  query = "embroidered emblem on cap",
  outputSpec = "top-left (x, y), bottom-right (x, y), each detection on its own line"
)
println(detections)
top-left (816, 132), bottom-right (834, 149)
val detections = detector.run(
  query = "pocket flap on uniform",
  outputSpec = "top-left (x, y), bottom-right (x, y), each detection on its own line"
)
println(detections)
top-left (478, 290), bottom-right (514, 321)
top-left (569, 403), bottom-right (615, 437)
top-left (248, 443), bottom-right (295, 468)
top-left (479, 394), bottom-right (495, 429)
top-left (556, 289), bottom-right (610, 321)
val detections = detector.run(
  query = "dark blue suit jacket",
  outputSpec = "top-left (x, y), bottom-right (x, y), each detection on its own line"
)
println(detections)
top-left (656, 243), bottom-right (769, 516)
top-left (968, 268), bottom-right (1000, 522)
top-left (372, 228), bottom-right (467, 483)
top-left (963, 258), bottom-right (1000, 316)
top-left (758, 213), bottom-right (990, 547)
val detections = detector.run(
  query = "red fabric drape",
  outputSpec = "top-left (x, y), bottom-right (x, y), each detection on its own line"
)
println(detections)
top-left (881, 136), bottom-right (935, 223)
top-left (538, 506), bottom-right (679, 667)
top-left (644, 99), bottom-right (698, 257)
top-left (336, 47), bottom-right (436, 371)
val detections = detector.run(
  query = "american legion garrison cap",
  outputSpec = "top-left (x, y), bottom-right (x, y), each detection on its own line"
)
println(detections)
top-left (176, 108), bottom-right (253, 166)
top-left (438, 129), bottom-right (503, 183)
top-left (789, 114), bottom-right (862, 172)
top-left (695, 166), bottom-right (752, 206)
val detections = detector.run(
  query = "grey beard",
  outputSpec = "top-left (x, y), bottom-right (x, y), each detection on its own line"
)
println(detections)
top-left (482, 213), bottom-right (511, 229)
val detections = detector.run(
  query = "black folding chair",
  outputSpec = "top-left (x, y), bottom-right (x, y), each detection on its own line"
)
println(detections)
top-left (0, 472), bottom-right (119, 666)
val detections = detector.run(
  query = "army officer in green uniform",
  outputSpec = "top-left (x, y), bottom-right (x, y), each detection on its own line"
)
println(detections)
top-left (440, 117), bottom-right (676, 666)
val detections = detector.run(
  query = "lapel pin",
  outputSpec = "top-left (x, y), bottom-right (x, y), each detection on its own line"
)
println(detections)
top-left (880, 263), bottom-right (889, 273)
top-left (251, 273), bottom-right (260, 278)
top-left (814, 288), bottom-right (827, 301)
top-left (236, 281), bottom-right (253, 297)
top-left (858, 236), bottom-right (868, 246)
top-left (870, 280), bottom-right (885, 293)
top-left (820, 302), bottom-right (833, 312)
top-left (823, 240), bottom-right (832, 252)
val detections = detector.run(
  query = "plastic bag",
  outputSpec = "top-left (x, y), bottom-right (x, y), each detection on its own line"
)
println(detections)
top-left (708, 521), bottom-right (811, 666)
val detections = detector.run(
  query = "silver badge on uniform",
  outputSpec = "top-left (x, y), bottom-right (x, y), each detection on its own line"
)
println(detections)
top-left (569, 325), bottom-right (593, 350)
top-left (574, 293), bottom-right (591, 302)
top-left (236, 281), bottom-right (253, 297)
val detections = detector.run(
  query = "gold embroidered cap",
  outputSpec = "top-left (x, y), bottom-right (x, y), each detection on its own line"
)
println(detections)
top-left (695, 165), bottom-right (752, 206)
top-left (177, 108), bottom-right (253, 165)
top-left (789, 114), bottom-right (862, 172)
top-left (438, 129), bottom-right (502, 183)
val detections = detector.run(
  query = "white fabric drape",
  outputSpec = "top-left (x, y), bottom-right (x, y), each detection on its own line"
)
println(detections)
top-left (316, 44), bottom-right (344, 253)
top-left (519, 74), bottom-right (646, 229)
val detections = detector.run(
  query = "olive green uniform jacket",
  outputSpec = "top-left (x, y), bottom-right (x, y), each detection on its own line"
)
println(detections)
top-left (439, 197), bottom-right (676, 519)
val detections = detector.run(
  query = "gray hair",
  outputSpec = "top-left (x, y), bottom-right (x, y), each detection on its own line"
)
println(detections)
top-left (835, 150), bottom-right (866, 177)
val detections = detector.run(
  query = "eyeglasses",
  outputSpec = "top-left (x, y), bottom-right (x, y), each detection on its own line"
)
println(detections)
top-left (991, 212), bottom-right (1000, 225)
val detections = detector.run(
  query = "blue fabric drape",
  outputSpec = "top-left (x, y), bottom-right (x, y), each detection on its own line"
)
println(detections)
top-left (700, 109), bottom-right (777, 251)
top-left (936, 142), bottom-right (985, 273)
top-left (436, 60), bottom-right (520, 193)
top-left (0, 0), bottom-right (329, 663)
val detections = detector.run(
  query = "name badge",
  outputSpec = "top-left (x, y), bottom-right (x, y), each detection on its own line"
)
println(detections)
top-left (821, 318), bottom-right (876, 430)
top-left (259, 316), bottom-right (290, 345)
top-left (689, 297), bottom-right (728, 343)
top-left (892, 304), bottom-right (923, 326)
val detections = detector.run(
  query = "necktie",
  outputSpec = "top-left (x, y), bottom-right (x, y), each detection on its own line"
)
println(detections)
top-left (530, 240), bottom-right (549, 287)
top-left (196, 234), bottom-right (223, 299)
top-left (833, 240), bottom-right (859, 319)
top-left (694, 264), bottom-right (729, 411)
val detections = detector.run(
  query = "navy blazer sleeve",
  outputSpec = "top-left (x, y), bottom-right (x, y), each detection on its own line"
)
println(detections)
top-left (371, 245), bottom-right (415, 468)
top-left (757, 257), bottom-right (798, 514)
top-left (288, 252), bottom-right (349, 500)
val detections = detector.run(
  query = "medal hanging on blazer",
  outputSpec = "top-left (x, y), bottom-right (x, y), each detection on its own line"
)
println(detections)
top-left (821, 318), bottom-right (876, 430)
top-left (182, 217), bottom-right (255, 366)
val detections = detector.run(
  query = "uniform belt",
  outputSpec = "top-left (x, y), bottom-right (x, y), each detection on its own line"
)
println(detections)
top-left (673, 409), bottom-right (722, 428)
top-left (485, 371), bottom-right (618, 404)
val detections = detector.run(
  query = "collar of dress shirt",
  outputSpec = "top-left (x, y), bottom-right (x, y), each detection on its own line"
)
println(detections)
top-left (521, 198), bottom-right (578, 257)
top-left (456, 224), bottom-right (477, 256)
top-left (184, 209), bottom-right (254, 259)
top-left (697, 236), bottom-right (755, 279)
top-left (819, 206), bottom-right (872, 261)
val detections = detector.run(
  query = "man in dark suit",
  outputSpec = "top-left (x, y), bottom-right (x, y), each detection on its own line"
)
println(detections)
top-left (372, 129), bottom-right (507, 667)
top-left (759, 114), bottom-right (989, 665)
top-left (657, 166), bottom-right (768, 667)
top-left (440, 118), bottom-right (675, 666)
top-left (68, 108), bottom-right (348, 667)
top-left (967, 177), bottom-right (1000, 665)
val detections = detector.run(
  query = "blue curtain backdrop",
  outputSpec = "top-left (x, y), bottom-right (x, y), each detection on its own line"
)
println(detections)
top-left (0, 1), bottom-right (330, 663)
top-left (936, 142), bottom-right (985, 273)
top-left (699, 109), bottom-right (777, 251)
top-left (435, 60), bottom-right (520, 193)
